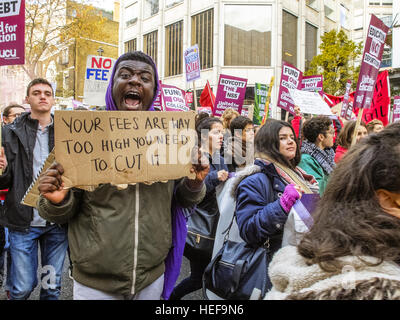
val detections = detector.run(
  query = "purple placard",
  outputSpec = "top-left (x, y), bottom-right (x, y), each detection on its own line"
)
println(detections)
top-left (213, 74), bottom-right (247, 117)
top-left (340, 80), bottom-right (352, 118)
top-left (393, 96), bottom-right (400, 123)
top-left (160, 83), bottom-right (190, 112)
top-left (153, 80), bottom-right (163, 110)
top-left (184, 44), bottom-right (201, 83)
top-left (301, 75), bottom-right (323, 92)
top-left (0, 0), bottom-right (25, 66)
top-left (354, 15), bottom-right (389, 109)
top-left (277, 61), bottom-right (303, 115)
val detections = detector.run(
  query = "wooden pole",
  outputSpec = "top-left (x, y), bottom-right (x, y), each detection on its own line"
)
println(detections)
top-left (351, 109), bottom-right (364, 147)
top-left (285, 111), bottom-right (289, 122)
top-left (193, 81), bottom-right (198, 112)
top-left (247, 104), bottom-right (254, 120)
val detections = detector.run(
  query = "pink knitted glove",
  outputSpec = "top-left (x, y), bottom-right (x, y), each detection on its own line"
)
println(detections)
top-left (280, 184), bottom-right (300, 214)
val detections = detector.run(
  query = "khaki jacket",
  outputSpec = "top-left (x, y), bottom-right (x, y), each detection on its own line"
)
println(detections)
top-left (38, 179), bottom-right (205, 296)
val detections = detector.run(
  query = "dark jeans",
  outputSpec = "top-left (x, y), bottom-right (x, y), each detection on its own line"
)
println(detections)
top-left (8, 224), bottom-right (68, 300)
top-left (169, 244), bottom-right (211, 300)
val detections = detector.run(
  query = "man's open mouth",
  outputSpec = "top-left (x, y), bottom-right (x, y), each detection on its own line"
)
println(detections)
top-left (124, 92), bottom-right (142, 108)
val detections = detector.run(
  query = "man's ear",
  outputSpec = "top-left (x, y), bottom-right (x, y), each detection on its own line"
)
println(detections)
top-left (376, 189), bottom-right (400, 218)
top-left (317, 133), bottom-right (324, 142)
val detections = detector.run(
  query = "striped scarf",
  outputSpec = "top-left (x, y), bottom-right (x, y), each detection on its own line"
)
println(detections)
top-left (300, 140), bottom-right (336, 175)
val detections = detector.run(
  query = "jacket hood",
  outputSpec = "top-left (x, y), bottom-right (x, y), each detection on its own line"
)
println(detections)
top-left (230, 159), bottom-right (278, 198)
top-left (105, 52), bottom-right (160, 111)
top-left (264, 245), bottom-right (400, 300)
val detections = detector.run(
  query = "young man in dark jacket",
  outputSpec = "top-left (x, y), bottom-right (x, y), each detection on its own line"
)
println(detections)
top-left (0, 78), bottom-right (68, 300)
top-left (37, 52), bottom-right (209, 300)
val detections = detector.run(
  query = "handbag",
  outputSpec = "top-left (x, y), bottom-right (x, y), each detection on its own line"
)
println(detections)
top-left (186, 206), bottom-right (219, 255)
top-left (202, 213), bottom-right (272, 300)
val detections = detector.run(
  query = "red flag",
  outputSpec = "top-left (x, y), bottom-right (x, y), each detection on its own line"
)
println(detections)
top-left (200, 80), bottom-right (215, 110)
top-left (354, 71), bottom-right (390, 126)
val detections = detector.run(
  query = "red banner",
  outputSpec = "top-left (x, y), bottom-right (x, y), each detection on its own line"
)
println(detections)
top-left (0, 0), bottom-right (25, 66)
top-left (354, 71), bottom-right (390, 125)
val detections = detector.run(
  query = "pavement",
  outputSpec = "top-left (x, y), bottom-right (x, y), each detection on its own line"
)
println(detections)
top-left (0, 253), bottom-right (202, 300)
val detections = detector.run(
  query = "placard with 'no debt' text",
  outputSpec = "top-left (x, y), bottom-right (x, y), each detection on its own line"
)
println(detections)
top-left (55, 111), bottom-right (196, 187)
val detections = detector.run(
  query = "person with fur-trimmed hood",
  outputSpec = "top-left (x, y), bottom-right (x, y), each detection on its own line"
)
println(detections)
top-left (264, 123), bottom-right (400, 300)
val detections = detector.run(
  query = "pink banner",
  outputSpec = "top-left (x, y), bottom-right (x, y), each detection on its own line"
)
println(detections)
top-left (340, 80), bottom-right (352, 119)
top-left (392, 96), bottom-right (400, 123)
top-left (213, 74), bottom-right (247, 117)
top-left (301, 75), bottom-right (323, 92)
top-left (0, 0), bottom-right (25, 66)
top-left (160, 83), bottom-right (190, 112)
top-left (277, 61), bottom-right (303, 115)
top-left (354, 14), bottom-right (389, 109)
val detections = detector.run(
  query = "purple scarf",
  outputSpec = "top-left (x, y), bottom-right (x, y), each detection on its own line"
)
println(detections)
top-left (105, 52), bottom-right (185, 300)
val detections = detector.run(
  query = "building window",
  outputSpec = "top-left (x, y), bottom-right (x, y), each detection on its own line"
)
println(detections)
top-left (306, 0), bottom-right (319, 11)
top-left (340, 4), bottom-right (349, 29)
top-left (381, 15), bottom-right (392, 28)
top-left (124, 38), bottom-right (137, 53)
top-left (144, 0), bottom-right (159, 18)
top-left (224, 4), bottom-right (272, 66)
top-left (125, 2), bottom-right (138, 27)
top-left (305, 23), bottom-right (318, 71)
top-left (165, 21), bottom-right (183, 77)
top-left (191, 9), bottom-right (213, 70)
top-left (165, 0), bottom-right (183, 9)
top-left (324, 5), bottom-right (335, 21)
top-left (282, 10), bottom-right (298, 67)
top-left (143, 30), bottom-right (158, 65)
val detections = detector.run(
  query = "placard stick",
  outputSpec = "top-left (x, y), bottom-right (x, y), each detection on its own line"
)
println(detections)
top-left (247, 104), bottom-right (254, 120)
top-left (193, 81), bottom-right (198, 112)
top-left (285, 111), bottom-right (289, 122)
top-left (351, 109), bottom-right (364, 147)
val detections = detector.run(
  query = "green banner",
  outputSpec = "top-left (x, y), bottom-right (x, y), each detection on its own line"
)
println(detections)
top-left (254, 83), bottom-right (268, 125)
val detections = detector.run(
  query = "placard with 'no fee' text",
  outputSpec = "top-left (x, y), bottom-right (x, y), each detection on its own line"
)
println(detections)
top-left (55, 111), bottom-right (196, 187)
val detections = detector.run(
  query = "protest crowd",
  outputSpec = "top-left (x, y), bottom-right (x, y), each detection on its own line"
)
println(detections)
top-left (0, 13), bottom-right (400, 301)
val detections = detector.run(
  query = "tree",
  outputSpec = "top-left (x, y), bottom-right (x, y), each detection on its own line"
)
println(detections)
top-left (304, 29), bottom-right (363, 96)
top-left (23, 0), bottom-right (107, 80)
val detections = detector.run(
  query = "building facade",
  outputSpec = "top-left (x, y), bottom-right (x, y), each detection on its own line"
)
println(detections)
top-left (119, 0), bottom-right (352, 118)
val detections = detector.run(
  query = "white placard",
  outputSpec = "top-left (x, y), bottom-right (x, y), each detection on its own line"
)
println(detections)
top-left (288, 89), bottom-right (333, 115)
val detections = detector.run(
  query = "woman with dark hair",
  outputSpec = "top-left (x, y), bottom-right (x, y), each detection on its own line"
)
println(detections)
top-left (265, 123), bottom-right (400, 300)
top-left (170, 116), bottom-right (229, 300)
top-left (334, 120), bottom-right (367, 163)
top-left (232, 120), bottom-right (318, 288)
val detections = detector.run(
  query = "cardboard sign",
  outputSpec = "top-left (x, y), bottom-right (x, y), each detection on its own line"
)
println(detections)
top-left (393, 96), bottom-right (400, 123)
top-left (340, 80), bottom-right (353, 118)
top-left (213, 74), bottom-right (247, 117)
top-left (288, 89), bottom-right (332, 116)
top-left (301, 75), bottom-right (323, 92)
top-left (160, 84), bottom-right (190, 112)
top-left (54, 111), bottom-right (196, 187)
top-left (184, 44), bottom-right (201, 82)
top-left (83, 55), bottom-right (116, 106)
top-left (354, 15), bottom-right (389, 109)
top-left (21, 149), bottom-right (55, 208)
top-left (277, 61), bottom-right (303, 115)
top-left (0, 0), bottom-right (24, 66)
